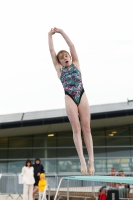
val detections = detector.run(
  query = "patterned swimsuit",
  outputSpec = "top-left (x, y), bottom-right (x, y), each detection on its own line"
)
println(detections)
top-left (60, 64), bottom-right (84, 106)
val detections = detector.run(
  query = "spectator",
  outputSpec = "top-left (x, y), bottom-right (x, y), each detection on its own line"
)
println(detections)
top-left (33, 158), bottom-right (45, 200)
top-left (110, 167), bottom-right (116, 176)
top-left (116, 170), bottom-right (130, 198)
top-left (98, 186), bottom-right (107, 200)
top-left (107, 168), bottom-right (117, 189)
top-left (21, 159), bottom-right (35, 200)
top-left (38, 173), bottom-right (47, 200)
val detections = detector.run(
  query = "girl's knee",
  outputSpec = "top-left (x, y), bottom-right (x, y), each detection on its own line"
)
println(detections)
top-left (82, 123), bottom-right (91, 133)
top-left (72, 122), bottom-right (81, 133)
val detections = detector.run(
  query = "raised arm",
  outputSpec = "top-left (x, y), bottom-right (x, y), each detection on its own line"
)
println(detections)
top-left (53, 28), bottom-right (79, 65)
top-left (48, 29), bottom-right (60, 70)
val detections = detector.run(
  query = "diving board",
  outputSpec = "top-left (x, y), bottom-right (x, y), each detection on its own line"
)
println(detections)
top-left (54, 175), bottom-right (133, 200)
top-left (64, 175), bottom-right (133, 184)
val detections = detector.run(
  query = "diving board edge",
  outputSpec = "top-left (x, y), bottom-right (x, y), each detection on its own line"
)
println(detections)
top-left (64, 175), bottom-right (133, 184)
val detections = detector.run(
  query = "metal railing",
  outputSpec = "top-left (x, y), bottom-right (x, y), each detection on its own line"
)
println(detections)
top-left (0, 173), bottom-right (51, 199)
top-left (0, 172), bottom-right (133, 199)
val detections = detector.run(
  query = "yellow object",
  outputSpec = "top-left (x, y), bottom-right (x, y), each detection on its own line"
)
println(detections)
top-left (40, 173), bottom-right (45, 178)
top-left (38, 179), bottom-right (47, 192)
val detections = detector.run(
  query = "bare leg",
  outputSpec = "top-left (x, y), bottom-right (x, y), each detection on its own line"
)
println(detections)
top-left (65, 95), bottom-right (87, 174)
top-left (78, 93), bottom-right (95, 175)
top-left (33, 186), bottom-right (38, 200)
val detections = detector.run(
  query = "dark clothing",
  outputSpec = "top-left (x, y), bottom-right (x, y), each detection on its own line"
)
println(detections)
top-left (99, 186), bottom-right (106, 193)
top-left (33, 163), bottom-right (45, 186)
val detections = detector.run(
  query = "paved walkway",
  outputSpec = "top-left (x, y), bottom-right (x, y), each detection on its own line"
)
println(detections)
top-left (0, 194), bottom-right (23, 200)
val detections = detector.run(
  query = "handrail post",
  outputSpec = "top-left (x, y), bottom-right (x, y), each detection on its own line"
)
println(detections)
top-left (54, 177), bottom-right (64, 200)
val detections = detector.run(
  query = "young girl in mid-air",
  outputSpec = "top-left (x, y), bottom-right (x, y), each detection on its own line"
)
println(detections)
top-left (48, 27), bottom-right (95, 175)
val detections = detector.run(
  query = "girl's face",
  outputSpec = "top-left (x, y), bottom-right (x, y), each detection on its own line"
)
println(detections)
top-left (58, 53), bottom-right (72, 67)
top-left (27, 162), bottom-right (30, 167)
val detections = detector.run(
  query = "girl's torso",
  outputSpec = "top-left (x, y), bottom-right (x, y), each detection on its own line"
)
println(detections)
top-left (38, 180), bottom-right (47, 191)
top-left (60, 63), bottom-right (83, 91)
top-left (57, 61), bottom-right (80, 78)
top-left (22, 166), bottom-right (35, 185)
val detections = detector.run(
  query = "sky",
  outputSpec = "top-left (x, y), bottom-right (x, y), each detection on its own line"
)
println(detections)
top-left (0, 0), bottom-right (133, 115)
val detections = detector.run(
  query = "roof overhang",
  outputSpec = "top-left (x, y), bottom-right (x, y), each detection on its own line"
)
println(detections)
top-left (0, 101), bottom-right (133, 137)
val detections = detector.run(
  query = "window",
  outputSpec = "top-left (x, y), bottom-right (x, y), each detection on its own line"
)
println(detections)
top-left (107, 158), bottom-right (131, 172)
top-left (106, 136), bottom-right (130, 146)
top-left (8, 149), bottom-right (32, 158)
top-left (9, 138), bottom-right (32, 148)
top-left (106, 126), bottom-right (129, 136)
top-left (106, 147), bottom-right (130, 157)
top-left (0, 138), bottom-right (8, 147)
top-left (58, 147), bottom-right (77, 157)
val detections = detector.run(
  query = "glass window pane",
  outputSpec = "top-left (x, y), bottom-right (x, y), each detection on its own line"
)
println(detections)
top-left (9, 149), bottom-right (32, 158)
top-left (9, 139), bottom-right (32, 148)
top-left (58, 158), bottom-right (80, 173)
top-left (33, 148), bottom-right (56, 158)
top-left (57, 131), bottom-right (73, 137)
top-left (58, 147), bottom-right (77, 158)
top-left (106, 136), bottom-right (130, 146)
top-left (33, 148), bottom-right (44, 158)
top-left (107, 147), bottom-right (130, 157)
top-left (94, 148), bottom-right (106, 157)
top-left (33, 139), bottom-right (46, 147)
top-left (130, 125), bottom-right (133, 135)
top-left (91, 128), bottom-right (105, 136)
top-left (58, 137), bottom-right (74, 147)
top-left (46, 138), bottom-right (57, 147)
top-left (0, 161), bottom-right (8, 173)
top-left (8, 160), bottom-right (27, 173)
top-left (107, 158), bottom-right (131, 172)
top-left (41, 159), bottom-right (57, 174)
top-left (131, 147), bottom-right (133, 157)
top-left (0, 138), bottom-right (8, 147)
top-left (33, 137), bottom-right (57, 147)
top-left (93, 137), bottom-right (105, 146)
top-left (106, 125), bottom-right (129, 136)
top-left (0, 149), bottom-right (8, 159)
top-left (95, 159), bottom-right (106, 172)
top-left (83, 147), bottom-right (106, 157)
top-left (130, 137), bottom-right (133, 145)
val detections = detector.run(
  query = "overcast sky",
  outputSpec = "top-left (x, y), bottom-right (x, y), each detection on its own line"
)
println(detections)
top-left (0, 0), bottom-right (133, 115)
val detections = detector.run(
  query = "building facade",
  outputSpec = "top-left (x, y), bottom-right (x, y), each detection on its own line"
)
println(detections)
top-left (0, 101), bottom-right (133, 174)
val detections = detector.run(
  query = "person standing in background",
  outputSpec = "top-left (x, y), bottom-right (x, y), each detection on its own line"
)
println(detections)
top-left (21, 159), bottom-right (35, 200)
top-left (38, 173), bottom-right (47, 200)
top-left (33, 158), bottom-right (45, 200)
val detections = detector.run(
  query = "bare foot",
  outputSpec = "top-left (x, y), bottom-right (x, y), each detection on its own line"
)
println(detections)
top-left (88, 160), bottom-right (95, 175)
top-left (80, 160), bottom-right (87, 174)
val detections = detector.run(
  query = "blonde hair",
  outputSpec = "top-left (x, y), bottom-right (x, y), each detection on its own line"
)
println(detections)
top-left (57, 50), bottom-right (71, 62)
top-left (40, 173), bottom-right (45, 178)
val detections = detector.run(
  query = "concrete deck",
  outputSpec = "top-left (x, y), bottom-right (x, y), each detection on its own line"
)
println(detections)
top-left (0, 194), bottom-right (23, 200)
